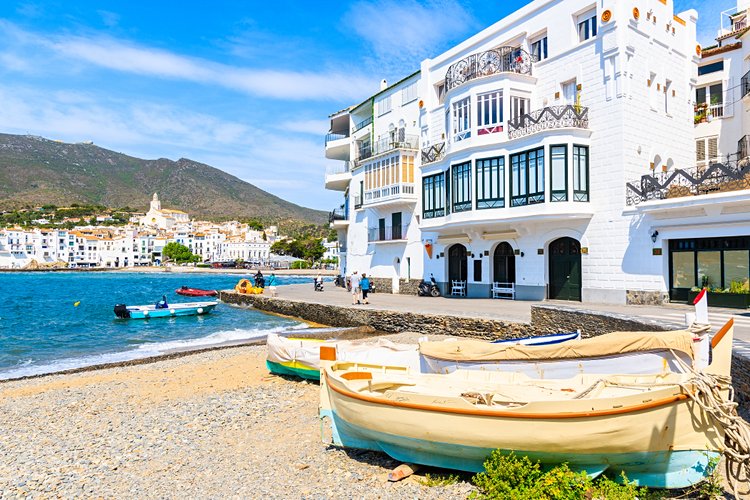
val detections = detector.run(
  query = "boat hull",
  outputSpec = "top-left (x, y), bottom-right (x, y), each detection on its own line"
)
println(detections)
top-left (266, 360), bottom-right (320, 381)
top-left (175, 288), bottom-right (218, 297)
top-left (120, 302), bottom-right (218, 319)
top-left (324, 407), bottom-right (719, 488)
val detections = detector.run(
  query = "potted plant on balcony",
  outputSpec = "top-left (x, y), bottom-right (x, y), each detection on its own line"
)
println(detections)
top-left (687, 278), bottom-right (750, 309)
top-left (693, 102), bottom-right (708, 124)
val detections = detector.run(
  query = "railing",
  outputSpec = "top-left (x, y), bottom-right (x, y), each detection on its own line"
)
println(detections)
top-left (325, 132), bottom-right (349, 145)
top-left (352, 116), bottom-right (373, 134)
top-left (367, 224), bottom-right (410, 242)
top-left (743, 69), bottom-right (750, 100)
top-left (445, 46), bottom-right (534, 91)
top-left (421, 142), bottom-right (446, 165)
top-left (353, 195), bottom-right (362, 209)
top-left (625, 159), bottom-right (750, 205)
top-left (507, 105), bottom-right (589, 140)
top-left (355, 135), bottom-right (419, 165)
top-left (356, 143), bottom-right (372, 163)
top-left (734, 19), bottom-right (747, 32)
top-left (325, 161), bottom-right (351, 175)
top-left (364, 183), bottom-right (416, 205)
top-left (328, 207), bottom-right (348, 223)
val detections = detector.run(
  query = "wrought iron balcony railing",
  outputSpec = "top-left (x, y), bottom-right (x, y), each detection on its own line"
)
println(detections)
top-left (507, 105), bottom-right (589, 140)
top-left (325, 132), bottom-right (349, 145)
top-left (367, 224), bottom-right (410, 242)
top-left (421, 142), bottom-right (446, 165)
top-left (742, 70), bottom-right (750, 101)
top-left (739, 136), bottom-right (750, 160)
top-left (328, 207), bottom-right (348, 224)
top-left (625, 159), bottom-right (750, 205)
top-left (352, 116), bottom-right (373, 134)
top-left (445, 46), bottom-right (534, 92)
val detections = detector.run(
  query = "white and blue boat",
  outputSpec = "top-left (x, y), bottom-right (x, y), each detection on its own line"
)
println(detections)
top-left (113, 301), bottom-right (218, 319)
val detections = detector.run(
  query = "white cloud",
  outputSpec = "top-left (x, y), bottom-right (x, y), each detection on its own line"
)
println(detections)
top-left (344, 0), bottom-right (477, 70)
top-left (277, 119), bottom-right (330, 135)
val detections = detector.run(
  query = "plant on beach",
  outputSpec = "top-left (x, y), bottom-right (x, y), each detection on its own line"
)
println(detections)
top-left (470, 450), bottom-right (649, 499)
top-left (417, 472), bottom-right (460, 487)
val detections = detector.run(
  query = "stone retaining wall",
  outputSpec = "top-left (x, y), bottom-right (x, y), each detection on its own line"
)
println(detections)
top-left (222, 291), bottom-right (750, 410)
top-left (367, 278), bottom-right (421, 295)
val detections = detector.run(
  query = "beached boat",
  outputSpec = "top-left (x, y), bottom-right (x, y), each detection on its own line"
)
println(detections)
top-left (320, 320), bottom-right (736, 489)
top-left (113, 301), bottom-right (218, 319)
top-left (175, 286), bottom-right (218, 297)
top-left (266, 331), bottom-right (580, 381)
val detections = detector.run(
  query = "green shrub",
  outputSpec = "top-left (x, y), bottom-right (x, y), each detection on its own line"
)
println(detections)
top-left (290, 260), bottom-right (310, 269)
top-left (417, 472), bottom-right (460, 487)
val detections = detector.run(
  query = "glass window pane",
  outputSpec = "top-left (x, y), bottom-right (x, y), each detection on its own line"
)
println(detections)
top-left (672, 252), bottom-right (695, 288)
top-left (724, 250), bottom-right (749, 290)
top-left (697, 251), bottom-right (721, 288)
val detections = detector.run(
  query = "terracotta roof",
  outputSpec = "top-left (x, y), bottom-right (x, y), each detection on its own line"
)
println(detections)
top-left (702, 41), bottom-right (742, 57)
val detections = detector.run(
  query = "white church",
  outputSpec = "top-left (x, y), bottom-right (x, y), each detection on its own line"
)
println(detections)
top-left (139, 193), bottom-right (190, 230)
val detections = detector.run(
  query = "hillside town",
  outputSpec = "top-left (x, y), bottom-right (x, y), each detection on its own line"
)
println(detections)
top-left (0, 193), bottom-right (339, 269)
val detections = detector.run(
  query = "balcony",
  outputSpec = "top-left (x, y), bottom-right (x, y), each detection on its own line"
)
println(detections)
top-left (364, 183), bottom-right (416, 207)
top-left (625, 159), bottom-right (750, 206)
top-left (328, 207), bottom-right (349, 228)
top-left (507, 105), bottom-right (589, 140)
top-left (324, 162), bottom-right (352, 191)
top-left (352, 116), bottom-right (372, 134)
top-left (368, 224), bottom-right (409, 242)
top-left (421, 142), bottom-right (446, 165)
top-left (694, 103), bottom-right (724, 123)
top-left (445, 46), bottom-right (534, 92)
top-left (325, 131), bottom-right (350, 161)
top-left (355, 134), bottom-right (419, 165)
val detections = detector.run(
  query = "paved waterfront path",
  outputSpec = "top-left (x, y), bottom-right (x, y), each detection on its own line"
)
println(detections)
top-left (272, 283), bottom-right (750, 344)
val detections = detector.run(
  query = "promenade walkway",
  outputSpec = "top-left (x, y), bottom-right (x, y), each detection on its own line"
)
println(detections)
top-left (275, 283), bottom-right (750, 346)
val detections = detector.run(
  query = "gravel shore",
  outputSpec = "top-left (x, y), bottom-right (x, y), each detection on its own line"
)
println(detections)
top-left (0, 333), bottom-right (475, 499)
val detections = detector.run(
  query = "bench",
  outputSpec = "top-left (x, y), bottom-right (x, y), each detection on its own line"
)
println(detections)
top-left (492, 282), bottom-right (515, 300)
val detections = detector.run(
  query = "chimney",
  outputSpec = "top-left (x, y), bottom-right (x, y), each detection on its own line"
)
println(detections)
top-left (380, 79), bottom-right (388, 91)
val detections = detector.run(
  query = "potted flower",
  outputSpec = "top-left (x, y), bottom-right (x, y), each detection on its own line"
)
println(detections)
top-left (687, 278), bottom-right (750, 309)
top-left (693, 102), bottom-right (708, 124)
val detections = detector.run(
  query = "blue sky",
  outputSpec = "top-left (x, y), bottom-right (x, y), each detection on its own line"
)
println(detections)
top-left (0, 1), bottom-right (730, 211)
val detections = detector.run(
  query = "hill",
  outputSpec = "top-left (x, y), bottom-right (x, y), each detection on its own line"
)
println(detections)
top-left (0, 133), bottom-right (326, 225)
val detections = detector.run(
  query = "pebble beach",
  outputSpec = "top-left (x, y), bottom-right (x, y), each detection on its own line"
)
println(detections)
top-left (0, 333), bottom-right (475, 499)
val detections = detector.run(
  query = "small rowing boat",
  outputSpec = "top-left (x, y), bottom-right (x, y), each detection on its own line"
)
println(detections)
top-left (113, 301), bottom-right (218, 319)
top-left (175, 286), bottom-right (218, 297)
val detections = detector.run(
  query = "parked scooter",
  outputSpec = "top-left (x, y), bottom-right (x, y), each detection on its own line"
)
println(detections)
top-left (314, 278), bottom-right (324, 292)
top-left (418, 274), bottom-right (441, 297)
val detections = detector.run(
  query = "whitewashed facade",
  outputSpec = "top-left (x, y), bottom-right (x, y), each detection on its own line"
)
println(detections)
top-left (326, 0), bottom-right (713, 304)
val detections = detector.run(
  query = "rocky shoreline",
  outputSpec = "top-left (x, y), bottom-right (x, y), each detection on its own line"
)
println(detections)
top-left (0, 333), bottom-right (475, 499)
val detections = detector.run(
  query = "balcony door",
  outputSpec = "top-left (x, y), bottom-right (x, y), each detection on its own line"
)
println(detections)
top-left (391, 212), bottom-right (402, 240)
top-left (448, 244), bottom-right (468, 282)
top-left (548, 237), bottom-right (581, 301)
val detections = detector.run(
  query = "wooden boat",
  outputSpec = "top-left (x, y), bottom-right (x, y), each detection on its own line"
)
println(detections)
top-left (175, 286), bottom-right (218, 297)
top-left (113, 301), bottom-right (218, 319)
top-left (266, 331), bottom-right (580, 381)
top-left (320, 320), bottom-right (735, 489)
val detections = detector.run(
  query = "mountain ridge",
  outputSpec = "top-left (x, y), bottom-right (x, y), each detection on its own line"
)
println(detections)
top-left (0, 133), bottom-right (326, 225)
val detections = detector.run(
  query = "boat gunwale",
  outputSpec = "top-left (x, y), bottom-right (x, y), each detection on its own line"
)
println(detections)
top-left (323, 369), bottom-right (690, 419)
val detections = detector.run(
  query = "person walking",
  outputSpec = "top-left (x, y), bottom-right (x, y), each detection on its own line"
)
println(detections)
top-left (266, 273), bottom-right (279, 297)
top-left (360, 273), bottom-right (371, 304)
top-left (349, 271), bottom-right (361, 305)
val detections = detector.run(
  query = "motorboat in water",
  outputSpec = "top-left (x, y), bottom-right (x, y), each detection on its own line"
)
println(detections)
top-left (113, 301), bottom-right (218, 319)
top-left (175, 286), bottom-right (218, 297)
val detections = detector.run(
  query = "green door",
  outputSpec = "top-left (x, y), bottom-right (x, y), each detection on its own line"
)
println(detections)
top-left (548, 237), bottom-right (581, 301)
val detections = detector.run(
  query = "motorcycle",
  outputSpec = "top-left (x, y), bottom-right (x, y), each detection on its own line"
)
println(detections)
top-left (314, 278), bottom-right (324, 292)
top-left (418, 274), bottom-right (441, 297)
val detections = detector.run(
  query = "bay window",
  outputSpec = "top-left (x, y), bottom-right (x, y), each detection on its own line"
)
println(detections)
top-left (451, 161), bottom-right (472, 212)
top-left (476, 156), bottom-right (505, 209)
top-left (572, 145), bottom-right (589, 201)
top-left (452, 97), bottom-right (471, 142)
top-left (510, 147), bottom-right (544, 206)
top-left (550, 145), bottom-right (568, 202)
top-left (477, 91), bottom-right (503, 135)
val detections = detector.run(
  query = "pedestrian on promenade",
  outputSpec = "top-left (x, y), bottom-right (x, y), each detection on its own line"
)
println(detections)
top-left (350, 271), bottom-right (361, 305)
top-left (360, 273), bottom-right (371, 304)
top-left (266, 273), bottom-right (279, 297)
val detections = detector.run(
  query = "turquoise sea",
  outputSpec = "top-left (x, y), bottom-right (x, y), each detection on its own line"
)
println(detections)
top-left (0, 272), bottom-right (320, 379)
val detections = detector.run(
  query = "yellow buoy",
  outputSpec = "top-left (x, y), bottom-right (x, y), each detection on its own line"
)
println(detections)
top-left (73, 301), bottom-right (81, 307)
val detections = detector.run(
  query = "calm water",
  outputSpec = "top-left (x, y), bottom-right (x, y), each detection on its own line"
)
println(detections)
top-left (0, 272), bottom-right (322, 379)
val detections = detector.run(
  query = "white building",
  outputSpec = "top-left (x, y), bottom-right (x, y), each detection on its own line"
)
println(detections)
top-left (327, 0), bottom-right (711, 304)
top-left (139, 193), bottom-right (190, 230)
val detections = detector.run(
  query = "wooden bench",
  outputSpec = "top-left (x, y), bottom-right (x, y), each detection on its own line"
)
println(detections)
top-left (492, 282), bottom-right (515, 300)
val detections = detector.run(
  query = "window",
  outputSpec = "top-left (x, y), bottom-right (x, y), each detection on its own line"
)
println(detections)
top-left (422, 172), bottom-right (446, 219)
top-left (550, 145), bottom-right (568, 202)
top-left (510, 147), bottom-right (544, 206)
top-left (696, 136), bottom-right (719, 168)
top-left (572, 145), bottom-right (589, 202)
top-left (476, 156), bottom-right (505, 209)
top-left (648, 71), bottom-right (657, 110)
top-left (436, 82), bottom-right (446, 104)
top-left (451, 161), bottom-right (472, 212)
top-left (562, 80), bottom-right (577, 105)
top-left (452, 97), bottom-right (471, 142)
top-left (477, 91), bottom-right (503, 135)
top-left (664, 79), bottom-right (672, 115)
top-left (376, 94), bottom-right (392, 116)
top-left (695, 84), bottom-right (723, 118)
top-left (531, 35), bottom-right (548, 61)
top-left (402, 81), bottom-right (418, 105)
top-left (510, 96), bottom-right (530, 121)
top-left (698, 61), bottom-right (724, 76)
top-left (577, 10), bottom-right (597, 42)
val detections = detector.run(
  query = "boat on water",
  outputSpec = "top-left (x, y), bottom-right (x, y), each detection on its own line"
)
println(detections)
top-left (175, 286), bottom-right (218, 297)
top-left (319, 320), bottom-right (737, 489)
top-left (113, 301), bottom-right (218, 319)
top-left (266, 331), bottom-right (580, 381)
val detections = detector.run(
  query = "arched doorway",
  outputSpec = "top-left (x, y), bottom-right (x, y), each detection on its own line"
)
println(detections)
top-left (493, 242), bottom-right (516, 284)
top-left (448, 244), bottom-right (468, 282)
top-left (548, 237), bottom-right (581, 301)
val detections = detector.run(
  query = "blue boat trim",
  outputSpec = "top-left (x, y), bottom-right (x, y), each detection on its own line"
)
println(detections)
top-left (325, 410), bottom-right (718, 489)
